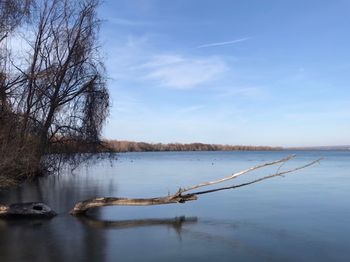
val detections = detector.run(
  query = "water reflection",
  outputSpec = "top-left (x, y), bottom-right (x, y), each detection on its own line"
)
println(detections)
top-left (0, 163), bottom-right (118, 213)
top-left (0, 163), bottom-right (118, 262)
top-left (77, 215), bottom-right (198, 231)
top-left (0, 218), bottom-right (50, 228)
top-left (178, 219), bottom-right (288, 261)
top-left (0, 151), bottom-right (349, 262)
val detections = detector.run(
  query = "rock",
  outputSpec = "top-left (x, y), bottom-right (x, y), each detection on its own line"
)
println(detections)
top-left (0, 202), bottom-right (57, 218)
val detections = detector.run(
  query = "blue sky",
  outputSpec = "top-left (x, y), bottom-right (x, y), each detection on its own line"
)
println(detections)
top-left (99, 0), bottom-right (350, 147)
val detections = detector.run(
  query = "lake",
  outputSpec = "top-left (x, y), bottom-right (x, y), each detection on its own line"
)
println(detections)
top-left (0, 151), bottom-right (349, 261)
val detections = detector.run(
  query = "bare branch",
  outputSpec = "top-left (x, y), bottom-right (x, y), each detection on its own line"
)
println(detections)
top-left (191, 157), bottom-right (323, 196)
top-left (177, 155), bottom-right (295, 195)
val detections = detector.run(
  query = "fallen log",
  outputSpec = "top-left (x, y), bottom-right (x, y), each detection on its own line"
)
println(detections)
top-left (70, 195), bottom-right (198, 215)
top-left (0, 202), bottom-right (57, 218)
top-left (70, 155), bottom-right (322, 216)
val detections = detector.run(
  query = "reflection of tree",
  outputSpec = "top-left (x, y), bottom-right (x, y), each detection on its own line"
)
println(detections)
top-left (0, 163), bottom-right (117, 213)
top-left (0, 169), bottom-right (117, 262)
top-left (77, 215), bottom-right (198, 232)
top-left (0, 216), bottom-right (108, 262)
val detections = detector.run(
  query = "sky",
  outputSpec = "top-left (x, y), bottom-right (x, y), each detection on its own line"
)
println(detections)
top-left (98, 0), bottom-right (350, 147)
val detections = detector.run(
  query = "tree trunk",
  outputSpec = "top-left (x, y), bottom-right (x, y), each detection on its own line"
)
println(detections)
top-left (70, 195), bottom-right (198, 215)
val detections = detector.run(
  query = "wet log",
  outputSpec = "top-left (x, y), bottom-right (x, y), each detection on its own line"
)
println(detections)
top-left (70, 155), bottom-right (322, 216)
top-left (0, 202), bottom-right (57, 218)
top-left (70, 195), bottom-right (198, 215)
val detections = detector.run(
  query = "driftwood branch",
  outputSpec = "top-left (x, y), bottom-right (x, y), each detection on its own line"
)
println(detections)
top-left (70, 195), bottom-right (198, 215)
top-left (192, 157), bottom-right (323, 195)
top-left (176, 155), bottom-right (295, 195)
top-left (70, 156), bottom-right (322, 215)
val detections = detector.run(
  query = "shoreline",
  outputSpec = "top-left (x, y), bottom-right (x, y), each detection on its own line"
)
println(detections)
top-left (103, 140), bottom-right (350, 153)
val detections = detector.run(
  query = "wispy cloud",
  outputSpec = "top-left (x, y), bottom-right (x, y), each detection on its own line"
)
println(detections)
top-left (104, 35), bottom-right (230, 89)
top-left (113, 92), bottom-right (142, 113)
top-left (177, 105), bottom-right (205, 114)
top-left (216, 87), bottom-right (269, 100)
top-left (197, 37), bottom-right (251, 49)
top-left (143, 54), bottom-right (229, 89)
top-left (108, 17), bottom-right (153, 26)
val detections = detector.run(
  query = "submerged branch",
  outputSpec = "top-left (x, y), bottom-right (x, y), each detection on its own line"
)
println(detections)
top-left (70, 156), bottom-right (322, 216)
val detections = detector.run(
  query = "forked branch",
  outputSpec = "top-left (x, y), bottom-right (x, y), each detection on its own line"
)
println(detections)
top-left (70, 155), bottom-right (322, 215)
top-left (191, 157), bottom-right (322, 196)
top-left (175, 155), bottom-right (295, 195)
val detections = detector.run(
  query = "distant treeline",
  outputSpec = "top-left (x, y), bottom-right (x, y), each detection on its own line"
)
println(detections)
top-left (104, 140), bottom-right (283, 152)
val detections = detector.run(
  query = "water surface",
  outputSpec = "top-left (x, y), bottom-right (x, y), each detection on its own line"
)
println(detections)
top-left (0, 151), bottom-right (349, 261)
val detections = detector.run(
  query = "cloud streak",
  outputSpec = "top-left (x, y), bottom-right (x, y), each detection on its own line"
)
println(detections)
top-left (108, 17), bottom-right (153, 26)
top-left (143, 54), bottom-right (229, 89)
top-left (197, 37), bottom-right (251, 48)
top-left (105, 36), bottom-right (230, 89)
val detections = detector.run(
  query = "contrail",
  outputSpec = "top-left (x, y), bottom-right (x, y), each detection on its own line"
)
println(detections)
top-left (197, 37), bottom-right (250, 48)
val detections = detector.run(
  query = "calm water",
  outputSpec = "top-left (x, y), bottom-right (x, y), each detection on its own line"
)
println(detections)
top-left (0, 151), bottom-right (349, 262)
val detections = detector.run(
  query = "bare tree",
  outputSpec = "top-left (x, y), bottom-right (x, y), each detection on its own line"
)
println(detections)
top-left (0, 0), bottom-right (109, 183)
top-left (0, 0), bottom-right (33, 111)
top-left (0, 0), bottom-right (32, 43)
top-left (0, 0), bottom-right (36, 184)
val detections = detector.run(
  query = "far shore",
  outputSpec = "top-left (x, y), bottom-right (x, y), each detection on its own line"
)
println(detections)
top-left (102, 140), bottom-right (350, 153)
